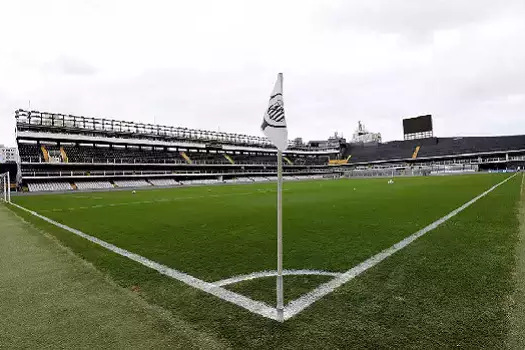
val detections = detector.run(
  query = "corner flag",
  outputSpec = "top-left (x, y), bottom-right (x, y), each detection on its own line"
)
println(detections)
top-left (261, 73), bottom-right (287, 322)
top-left (261, 73), bottom-right (288, 151)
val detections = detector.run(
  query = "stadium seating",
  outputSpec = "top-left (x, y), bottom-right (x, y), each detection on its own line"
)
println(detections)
top-left (250, 177), bottom-right (271, 182)
top-left (417, 136), bottom-right (525, 158)
top-left (287, 155), bottom-right (330, 165)
top-left (345, 135), bottom-right (525, 163)
top-left (230, 154), bottom-right (277, 164)
top-left (75, 181), bottom-right (114, 190)
top-left (223, 178), bottom-right (255, 184)
top-left (187, 152), bottom-right (230, 164)
top-left (64, 146), bottom-right (186, 164)
top-left (345, 140), bottom-right (420, 163)
top-left (148, 178), bottom-right (181, 186)
top-left (27, 182), bottom-right (72, 192)
top-left (19, 143), bottom-right (332, 167)
top-left (18, 143), bottom-right (43, 162)
top-left (180, 179), bottom-right (221, 186)
top-left (17, 109), bottom-right (525, 194)
top-left (228, 154), bottom-right (328, 165)
top-left (294, 174), bottom-right (325, 180)
top-left (114, 180), bottom-right (151, 188)
top-left (23, 176), bottom-right (331, 192)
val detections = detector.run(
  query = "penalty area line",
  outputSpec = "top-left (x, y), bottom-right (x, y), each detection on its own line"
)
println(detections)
top-left (283, 173), bottom-right (519, 320)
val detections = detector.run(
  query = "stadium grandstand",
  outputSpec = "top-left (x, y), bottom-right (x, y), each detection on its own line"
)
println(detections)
top-left (11, 110), bottom-right (525, 192)
top-left (14, 109), bottom-right (340, 192)
top-left (341, 115), bottom-right (525, 177)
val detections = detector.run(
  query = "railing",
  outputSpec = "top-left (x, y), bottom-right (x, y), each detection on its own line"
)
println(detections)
top-left (15, 109), bottom-right (340, 152)
top-left (20, 158), bottom-right (328, 167)
top-left (15, 109), bottom-right (273, 147)
top-left (21, 167), bottom-right (336, 178)
top-left (345, 164), bottom-right (480, 178)
top-left (349, 155), bottom-right (517, 170)
top-left (21, 153), bottom-right (516, 169)
top-left (20, 156), bottom-right (43, 163)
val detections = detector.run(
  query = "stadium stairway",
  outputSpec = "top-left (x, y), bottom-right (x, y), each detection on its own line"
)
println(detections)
top-left (59, 147), bottom-right (69, 163)
top-left (40, 145), bottom-right (50, 162)
top-left (329, 155), bottom-right (352, 165)
top-left (180, 151), bottom-right (192, 164)
top-left (223, 154), bottom-right (235, 164)
top-left (412, 146), bottom-right (421, 159)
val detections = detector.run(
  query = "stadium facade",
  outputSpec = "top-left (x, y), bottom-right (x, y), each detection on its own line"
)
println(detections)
top-left (8, 109), bottom-right (525, 192)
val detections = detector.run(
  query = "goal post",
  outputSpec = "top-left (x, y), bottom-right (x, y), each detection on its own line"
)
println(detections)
top-left (1, 172), bottom-right (6, 203)
top-left (7, 171), bottom-right (10, 203)
top-left (1, 172), bottom-right (11, 203)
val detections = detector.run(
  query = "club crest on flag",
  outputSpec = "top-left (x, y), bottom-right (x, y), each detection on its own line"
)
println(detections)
top-left (261, 73), bottom-right (288, 151)
top-left (262, 96), bottom-right (285, 129)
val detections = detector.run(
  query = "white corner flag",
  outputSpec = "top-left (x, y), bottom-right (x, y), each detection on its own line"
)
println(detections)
top-left (261, 73), bottom-right (287, 322)
top-left (261, 73), bottom-right (288, 151)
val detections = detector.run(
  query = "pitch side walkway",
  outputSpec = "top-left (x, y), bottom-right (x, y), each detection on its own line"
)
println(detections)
top-left (0, 205), bottom-right (226, 349)
top-left (509, 174), bottom-right (525, 349)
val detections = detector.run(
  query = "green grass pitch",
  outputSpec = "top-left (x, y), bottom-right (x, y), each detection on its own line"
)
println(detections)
top-left (10, 173), bottom-right (525, 348)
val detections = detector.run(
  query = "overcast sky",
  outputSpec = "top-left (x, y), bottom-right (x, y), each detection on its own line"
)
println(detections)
top-left (1, 0), bottom-right (525, 147)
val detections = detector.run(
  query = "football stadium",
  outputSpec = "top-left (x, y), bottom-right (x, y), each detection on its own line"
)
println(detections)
top-left (2, 2), bottom-right (525, 348)
top-left (1, 106), bottom-right (525, 348)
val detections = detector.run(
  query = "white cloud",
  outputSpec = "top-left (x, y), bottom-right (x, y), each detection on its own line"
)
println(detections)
top-left (42, 56), bottom-right (97, 76)
top-left (1, 0), bottom-right (525, 147)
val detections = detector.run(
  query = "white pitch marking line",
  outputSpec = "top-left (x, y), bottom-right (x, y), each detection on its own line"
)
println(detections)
top-left (283, 173), bottom-right (519, 320)
top-left (213, 269), bottom-right (342, 287)
top-left (9, 202), bottom-right (280, 321)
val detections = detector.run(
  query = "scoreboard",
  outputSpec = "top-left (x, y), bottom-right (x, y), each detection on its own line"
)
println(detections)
top-left (403, 115), bottom-right (433, 140)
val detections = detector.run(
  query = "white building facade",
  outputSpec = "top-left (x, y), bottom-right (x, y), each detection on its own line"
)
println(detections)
top-left (0, 146), bottom-right (19, 163)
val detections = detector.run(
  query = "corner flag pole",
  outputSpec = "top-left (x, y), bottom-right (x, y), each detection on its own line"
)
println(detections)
top-left (276, 72), bottom-right (285, 322)
top-left (276, 148), bottom-right (284, 321)
top-left (260, 73), bottom-right (288, 322)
